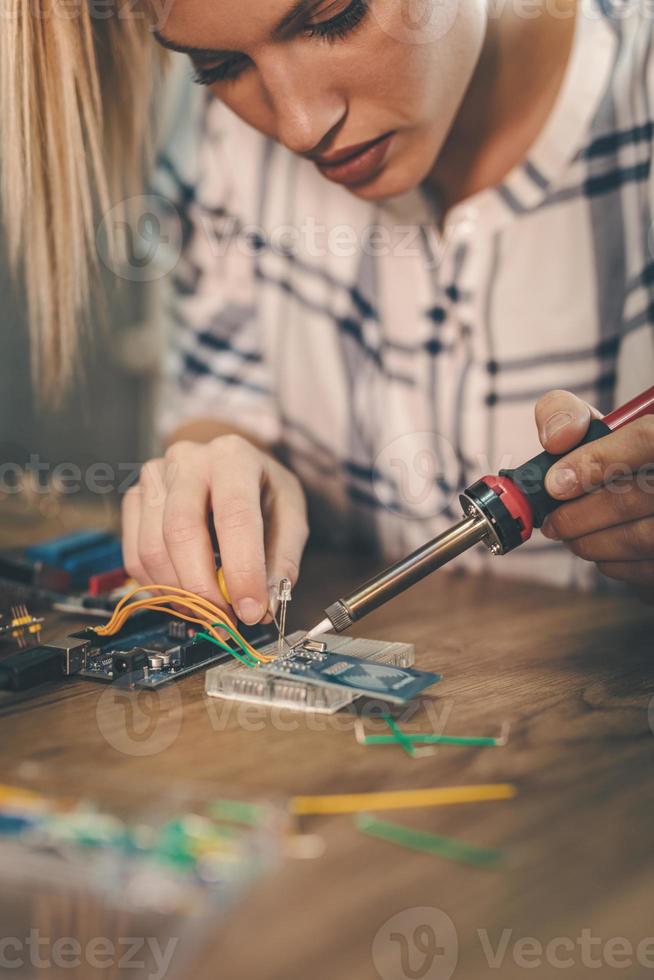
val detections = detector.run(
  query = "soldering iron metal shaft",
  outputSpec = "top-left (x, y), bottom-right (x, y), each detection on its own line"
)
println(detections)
top-left (304, 513), bottom-right (489, 639)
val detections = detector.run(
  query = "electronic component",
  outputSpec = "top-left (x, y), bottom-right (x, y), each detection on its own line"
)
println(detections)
top-left (24, 529), bottom-right (124, 591)
top-left (44, 635), bottom-right (90, 676)
top-left (275, 578), bottom-right (292, 653)
top-left (0, 605), bottom-right (44, 648)
top-left (77, 619), bottom-right (274, 689)
top-left (300, 639), bottom-right (327, 654)
top-left (205, 633), bottom-right (417, 714)
top-left (0, 646), bottom-right (66, 691)
top-left (263, 645), bottom-right (441, 705)
top-left (168, 620), bottom-right (190, 641)
top-left (87, 567), bottom-right (127, 596)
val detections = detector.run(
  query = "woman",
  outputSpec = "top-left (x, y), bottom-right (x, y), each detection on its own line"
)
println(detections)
top-left (2, 0), bottom-right (653, 625)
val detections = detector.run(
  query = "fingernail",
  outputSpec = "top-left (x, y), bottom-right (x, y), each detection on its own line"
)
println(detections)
top-left (548, 467), bottom-right (578, 496)
top-left (541, 517), bottom-right (559, 540)
top-left (235, 598), bottom-right (264, 625)
top-left (543, 412), bottom-right (574, 442)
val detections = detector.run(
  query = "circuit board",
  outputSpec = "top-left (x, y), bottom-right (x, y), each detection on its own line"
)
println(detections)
top-left (76, 618), bottom-right (274, 690)
top-left (205, 633), bottom-right (420, 714)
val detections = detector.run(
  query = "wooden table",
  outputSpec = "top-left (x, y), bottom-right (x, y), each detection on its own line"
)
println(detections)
top-left (1, 516), bottom-right (654, 980)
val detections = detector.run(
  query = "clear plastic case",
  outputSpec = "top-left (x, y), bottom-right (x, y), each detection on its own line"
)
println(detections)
top-left (205, 632), bottom-right (416, 714)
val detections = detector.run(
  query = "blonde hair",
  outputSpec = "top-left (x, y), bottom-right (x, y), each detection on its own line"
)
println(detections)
top-left (0, 0), bottom-right (166, 400)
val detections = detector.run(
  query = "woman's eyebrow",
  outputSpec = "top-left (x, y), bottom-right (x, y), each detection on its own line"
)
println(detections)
top-left (152, 0), bottom-right (325, 55)
top-left (151, 31), bottom-right (233, 58)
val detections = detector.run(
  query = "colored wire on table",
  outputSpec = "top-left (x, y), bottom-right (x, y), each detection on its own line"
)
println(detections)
top-left (355, 814), bottom-right (504, 868)
top-left (290, 783), bottom-right (517, 816)
top-left (355, 717), bottom-right (510, 757)
top-left (93, 584), bottom-right (274, 666)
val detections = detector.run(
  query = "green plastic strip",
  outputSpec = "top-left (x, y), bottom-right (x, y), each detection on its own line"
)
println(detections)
top-left (356, 814), bottom-right (504, 868)
top-left (362, 734), bottom-right (500, 747)
top-left (209, 799), bottom-right (266, 826)
top-left (383, 715), bottom-right (417, 757)
top-left (375, 715), bottom-right (500, 748)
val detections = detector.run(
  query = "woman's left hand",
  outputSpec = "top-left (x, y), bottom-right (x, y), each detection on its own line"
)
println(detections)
top-left (534, 389), bottom-right (654, 603)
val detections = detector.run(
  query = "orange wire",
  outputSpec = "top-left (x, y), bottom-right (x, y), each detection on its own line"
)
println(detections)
top-left (93, 584), bottom-right (274, 662)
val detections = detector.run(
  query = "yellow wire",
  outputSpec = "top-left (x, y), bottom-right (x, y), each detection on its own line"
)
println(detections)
top-left (290, 784), bottom-right (518, 816)
top-left (97, 583), bottom-right (231, 632)
top-left (93, 583), bottom-right (275, 663)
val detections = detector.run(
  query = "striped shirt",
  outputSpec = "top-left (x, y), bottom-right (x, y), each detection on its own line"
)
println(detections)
top-left (153, 0), bottom-right (654, 590)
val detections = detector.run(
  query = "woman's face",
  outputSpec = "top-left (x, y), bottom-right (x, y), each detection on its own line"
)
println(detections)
top-left (155, 0), bottom-right (488, 200)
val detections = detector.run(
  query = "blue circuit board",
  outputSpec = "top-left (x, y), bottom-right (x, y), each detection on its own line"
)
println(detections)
top-left (78, 619), bottom-right (274, 690)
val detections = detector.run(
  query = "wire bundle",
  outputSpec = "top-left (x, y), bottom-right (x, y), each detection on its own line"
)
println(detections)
top-left (93, 584), bottom-right (274, 668)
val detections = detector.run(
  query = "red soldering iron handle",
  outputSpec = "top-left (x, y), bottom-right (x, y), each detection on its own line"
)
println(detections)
top-left (477, 383), bottom-right (654, 545)
top-left (603, 384), bottom-right (654, 432)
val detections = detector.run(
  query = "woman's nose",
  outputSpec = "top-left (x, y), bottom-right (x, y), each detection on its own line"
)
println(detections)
top-left (257, 53), bottom-right (346, 156)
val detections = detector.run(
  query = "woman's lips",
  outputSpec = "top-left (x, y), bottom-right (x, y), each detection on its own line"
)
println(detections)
top-left (315, 132), bottom-right (394, 187)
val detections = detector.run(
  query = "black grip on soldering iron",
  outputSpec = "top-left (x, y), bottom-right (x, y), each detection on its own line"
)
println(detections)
top-left (499, 418), bottom-right (612, 528)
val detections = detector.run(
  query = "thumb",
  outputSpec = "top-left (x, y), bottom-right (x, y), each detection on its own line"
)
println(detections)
top-left (535, 389), bottom-right (601, 455)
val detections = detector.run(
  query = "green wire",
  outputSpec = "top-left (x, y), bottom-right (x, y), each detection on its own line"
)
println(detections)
top-left (212, 621), bottom-right (262, 661)
top-left (383, 715), bottom-right (417, 757)
top-left (356, 814), bottom-right (504, 868)
top-left (195, 632), bottom-right (259, 669)
top-left (209, 799), bottom-right (267, 826)
top-left (375, 715), bottom-right (500, 749)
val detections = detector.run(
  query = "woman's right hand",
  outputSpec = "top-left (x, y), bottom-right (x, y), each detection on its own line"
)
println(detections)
top-left (121, 435), bottom-right (309, 625)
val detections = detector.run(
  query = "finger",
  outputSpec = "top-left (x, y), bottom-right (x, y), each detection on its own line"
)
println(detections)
top-left (209, 437), bottom-right (269, 625)
top-left (161, 444), bottom-right (226, 606)
top-left (264, 467), bottom-right (310, 595)
top-left (535, 389), bottom-right (600, 455)
top-left (542, 479), bottom-right (654, 541)
top-left (596, 559), bottom-right (654, 587)
top-left (137, 458), bottom-right (180, 587)
top-left (545, 416), bottom-right (654, 501)
top-left (121, 485), bottom-right (147, 584)
top-left (562, 516), bottom-right (654, 562)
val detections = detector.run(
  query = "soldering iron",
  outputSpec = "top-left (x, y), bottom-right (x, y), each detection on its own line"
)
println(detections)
top-left (302, 384), bottom-right (654, 642)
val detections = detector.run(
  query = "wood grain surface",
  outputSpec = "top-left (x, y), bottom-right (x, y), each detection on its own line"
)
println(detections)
top-left (1, 513), bottom-right (653, 980)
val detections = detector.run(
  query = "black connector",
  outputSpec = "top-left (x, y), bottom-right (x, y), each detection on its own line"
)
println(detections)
top-left (0, 646), bottom-right (65, 692)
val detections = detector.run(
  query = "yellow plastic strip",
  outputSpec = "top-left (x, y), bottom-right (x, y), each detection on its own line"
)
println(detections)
top-left (290, 783), bottom-right (517, 816)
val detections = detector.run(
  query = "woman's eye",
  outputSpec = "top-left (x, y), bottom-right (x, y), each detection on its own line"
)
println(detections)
top-left (189, 0), bottom-right (369, 86)
top-left (306, 0), bottom-right (369, 41)
top-left (191, 57), bottom-right (252, 86)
